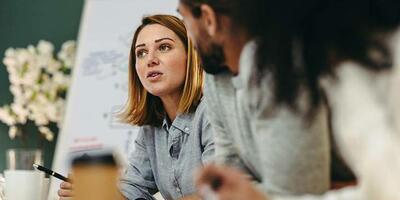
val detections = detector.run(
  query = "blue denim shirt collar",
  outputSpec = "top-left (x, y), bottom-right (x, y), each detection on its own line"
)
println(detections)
top-left (162, 113), bottom-right (192, 134)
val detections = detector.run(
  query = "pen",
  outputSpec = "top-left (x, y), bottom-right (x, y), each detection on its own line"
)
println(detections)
top-left (32, 164), bottom-right (69, 182)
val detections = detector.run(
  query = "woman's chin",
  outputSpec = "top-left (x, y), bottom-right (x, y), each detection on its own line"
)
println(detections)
top-left (144, 83), bottom-right (182, 98)
top-left (147, 88), bottom-right (181, 99)
top-left (146, 89), bottom-right (167, 97)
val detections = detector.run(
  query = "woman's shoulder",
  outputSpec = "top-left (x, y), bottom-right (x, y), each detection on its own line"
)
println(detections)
top-left (193, 98), bottom-right (207, 116)
top-left (191, 98), bottom-right (209, 127)
top-left (136, 125), bottom-right (159, 140)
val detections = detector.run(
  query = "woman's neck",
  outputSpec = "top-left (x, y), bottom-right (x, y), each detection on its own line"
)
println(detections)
top-left (160, 92), bottom-right (182, 123)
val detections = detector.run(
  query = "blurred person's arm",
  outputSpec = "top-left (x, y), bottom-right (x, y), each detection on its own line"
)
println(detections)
top-left (195, 165), bottom-right (362, 200)
top-left (240, 48), bottom-right (330, 195)
top-left (203, 75), bottom-right (248, 170)
top-left (199, 113), bottom-right (215, 164)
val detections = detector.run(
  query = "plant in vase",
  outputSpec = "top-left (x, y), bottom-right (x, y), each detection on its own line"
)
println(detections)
top-left (0, 40), bottom-right (76, 169)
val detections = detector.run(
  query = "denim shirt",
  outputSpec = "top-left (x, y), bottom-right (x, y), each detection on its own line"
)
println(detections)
top-left (120, 100), bottom-right (214, 200)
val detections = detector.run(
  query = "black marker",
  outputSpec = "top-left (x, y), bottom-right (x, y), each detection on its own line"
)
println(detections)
top-left (33, 164), bottom-right (69, 182)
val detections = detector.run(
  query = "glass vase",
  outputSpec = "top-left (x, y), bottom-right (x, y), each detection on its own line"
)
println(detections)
top-left (6, 148), bottom-right (43, 170)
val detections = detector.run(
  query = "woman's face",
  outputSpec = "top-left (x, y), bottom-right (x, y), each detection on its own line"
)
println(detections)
top-left (134, 24), bottom-right (187, 98)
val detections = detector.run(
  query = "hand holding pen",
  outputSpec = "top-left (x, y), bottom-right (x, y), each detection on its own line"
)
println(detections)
top-left (194, 164), bottom-right (267, 200)
top-left (58, 177), bottom-right (74, 199)
top-left (32, 164), bottom-right (74, 198)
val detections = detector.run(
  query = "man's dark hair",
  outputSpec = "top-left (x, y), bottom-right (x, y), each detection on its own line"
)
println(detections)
top-left (182, 0), bottom-right (400, 115)
top-left (180, 0), bottom-right (263, 33)
top-left (180, 0), bottom-right (237, 16)
top-left (252, 0), bottom-right (400, 114)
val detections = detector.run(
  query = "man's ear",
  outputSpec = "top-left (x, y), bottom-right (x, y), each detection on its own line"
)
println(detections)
top-left (199, 4), bottom-right (218, 37)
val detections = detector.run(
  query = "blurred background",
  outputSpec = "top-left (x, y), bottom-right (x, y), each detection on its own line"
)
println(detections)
top-left (0, 0), bottom-right (84, 172)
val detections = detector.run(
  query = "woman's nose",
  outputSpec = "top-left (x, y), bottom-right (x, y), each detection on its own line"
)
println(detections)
top-left (147, 52), bottom-right (160, 67)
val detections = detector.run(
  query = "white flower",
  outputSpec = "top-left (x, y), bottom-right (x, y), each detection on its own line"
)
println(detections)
top-left (20, 71), bottom-right (39, 86)
top-left (58, 40), bottom-right (76, 67)
top-left (9, 74), bottom-right (22, 85)
top-left (53, 71), bottom-right (70, 88)
top-left (35, 93), bottom-right (49, 105)
top-left (27, 45), bottom-right (36, 54)
top-left (9, 85), bottom-right (22, 97)
top-left (5, 48), bottom-right (16, 57)
top-left (39, 126), bottom-right (54, 141)
top-left (33, 113), bottom-right (49, 126)
top-left (37, 40), bottom-right (54, 55)
top-left (32, 83), bottom-right (41, 91)
top-left (3, 57), bottom-right (18, 69)
top-left (46, 59), bottom-right (62, 74)
top-left (27, 103), bottom-right (49, 126)
top-left (11, 103), bottom-right (28, 124)
top-left (0, 40), bottom-right (75, 140)
top-left (23, 88), bottom-right (34, 99)
top-left (0, 107), bottom-right (16, 126)
top-left (45, 104), bottom-right (58, 122)
top-left (39, 74), bottom-right (51, 90)
top-left (8, 126), bottom-right (19, 139)
top-left (16, 49), bottom-right (33, 67)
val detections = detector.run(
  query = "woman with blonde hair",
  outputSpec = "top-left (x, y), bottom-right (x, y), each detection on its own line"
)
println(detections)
top-left (58, 14), bottom-right (214, 200)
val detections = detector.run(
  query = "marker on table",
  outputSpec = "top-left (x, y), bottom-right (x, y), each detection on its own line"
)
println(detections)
top-left (33, 164), bottom-right (69, 182)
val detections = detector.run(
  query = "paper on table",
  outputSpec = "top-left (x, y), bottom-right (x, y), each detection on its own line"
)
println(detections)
top-left (0, 173), bottom-right (4, 200)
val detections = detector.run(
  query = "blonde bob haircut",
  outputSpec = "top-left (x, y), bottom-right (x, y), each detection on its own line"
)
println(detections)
top-left (119, 14), bottom-right (203, 127)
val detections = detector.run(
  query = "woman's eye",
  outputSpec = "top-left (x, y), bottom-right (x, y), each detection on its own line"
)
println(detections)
top-left (159, 44), bottom-right (172, 52)
top-left (136, 50), bottom-right (147, 58)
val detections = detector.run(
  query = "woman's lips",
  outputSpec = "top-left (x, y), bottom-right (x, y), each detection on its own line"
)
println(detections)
top-left (147, 71), bottom-right (163, 80)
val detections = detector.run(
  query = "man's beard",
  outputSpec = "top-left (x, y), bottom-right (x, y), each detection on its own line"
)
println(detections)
top-left (197, 42), bottom-right (229, 75)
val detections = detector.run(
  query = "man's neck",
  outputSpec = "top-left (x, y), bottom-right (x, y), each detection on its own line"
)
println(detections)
top-left (223, 32), bottom-right (250, 75)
